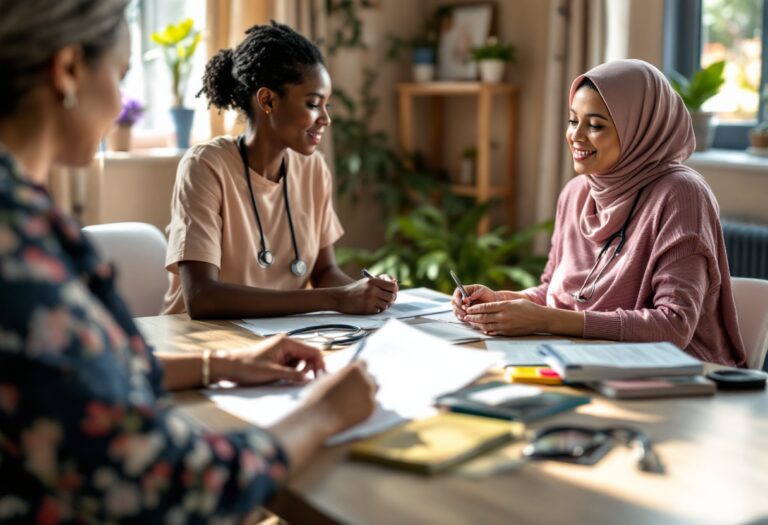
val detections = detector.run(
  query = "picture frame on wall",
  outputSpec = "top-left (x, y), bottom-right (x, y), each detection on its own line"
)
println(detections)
top-left (437, 2), bottom-right (495, 81)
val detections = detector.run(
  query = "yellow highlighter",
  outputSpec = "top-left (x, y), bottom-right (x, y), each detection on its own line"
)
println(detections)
top-left (505, 366), bottom-right (563, 386)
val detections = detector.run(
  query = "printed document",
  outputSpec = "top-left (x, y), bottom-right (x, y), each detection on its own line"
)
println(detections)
top-left (485, 339), bottom-right (573, 366)
top-left (205, 319), bottom-right (502, 445)
top-left (237, 288), bottom-right (451, 336)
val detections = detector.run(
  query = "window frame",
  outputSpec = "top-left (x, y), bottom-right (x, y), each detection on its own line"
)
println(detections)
top-left (663, 0), bottom-right (768, 150)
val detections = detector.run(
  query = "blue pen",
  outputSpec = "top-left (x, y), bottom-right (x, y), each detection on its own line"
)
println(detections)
top-left (361, 268), bottom-right (375, 279)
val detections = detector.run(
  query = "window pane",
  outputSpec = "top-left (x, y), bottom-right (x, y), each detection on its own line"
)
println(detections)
top-left (701, 0), bottom-right (763, 123)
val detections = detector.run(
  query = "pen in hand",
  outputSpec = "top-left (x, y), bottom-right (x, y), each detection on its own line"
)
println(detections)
top-left (450, 270), bottom-right (470, 305)
top-left (348, 335), bottom-right (368, 364)
top-left (361, 268), bottom-right (375, 279)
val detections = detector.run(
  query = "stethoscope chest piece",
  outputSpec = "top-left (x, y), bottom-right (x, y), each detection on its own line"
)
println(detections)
top-left (291, 258), bottom-right (307, 277)
top-left (258, 249), bottom-right (274, 268)
top-left (238, 135), bottom-right (306, 278)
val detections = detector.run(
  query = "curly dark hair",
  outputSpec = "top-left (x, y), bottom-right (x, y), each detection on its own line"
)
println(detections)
top-left (200, 20), bottom-right (325, 118)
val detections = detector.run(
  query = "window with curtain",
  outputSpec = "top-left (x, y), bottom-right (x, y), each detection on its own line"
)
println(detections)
top-left (121, 0), bottom-right (210, 142)
top-left (664, 0), bottom-right (767, 149)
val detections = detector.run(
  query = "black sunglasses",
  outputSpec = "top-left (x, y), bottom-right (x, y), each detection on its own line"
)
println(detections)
top-left (522, 425), bottom-right (664, 473)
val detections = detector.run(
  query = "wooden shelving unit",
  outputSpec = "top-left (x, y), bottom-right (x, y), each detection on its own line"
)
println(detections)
top-left (396, 81), bottom-right (518, 233)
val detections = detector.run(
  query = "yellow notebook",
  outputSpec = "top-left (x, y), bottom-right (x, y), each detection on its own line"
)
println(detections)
top-left (350, 412), bottom-right (522, 475)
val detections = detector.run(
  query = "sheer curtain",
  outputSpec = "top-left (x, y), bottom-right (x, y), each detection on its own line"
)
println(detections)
top-left (205, 0), bottom-right (270, 138)
top-left (533, 0), bottom-right (629, 249)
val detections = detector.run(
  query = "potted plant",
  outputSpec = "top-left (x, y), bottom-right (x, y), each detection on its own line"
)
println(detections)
top-left (470, 36), bottom-right (516, 83)
top-left (388, 16), bottom-right (439, 83)
top-left (337, 196), bottom-right (553, 294)
top-left (151, 17), bottom-right (202, 149)
top-left (109, 95), bottom-right (144, 152)
top-left (747, 84), bottom-right (768, 155)
top-left (668, 60), bottom-right (726, 152)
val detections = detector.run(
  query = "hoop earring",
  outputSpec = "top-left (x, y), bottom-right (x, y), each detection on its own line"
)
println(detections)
top-left (63, 91), bottom-right (78, 110)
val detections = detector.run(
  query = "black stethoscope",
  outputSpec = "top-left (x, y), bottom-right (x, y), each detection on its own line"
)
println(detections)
top-left (237, 135), bottom-right (307, 277)
top-left (572, 188), bottom-right (643, 303)
top-left (286, 324), bottom-right (367, 347)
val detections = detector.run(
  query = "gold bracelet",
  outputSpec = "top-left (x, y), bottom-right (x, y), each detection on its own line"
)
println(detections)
top-left (201, 349), bottom-right (212, 387)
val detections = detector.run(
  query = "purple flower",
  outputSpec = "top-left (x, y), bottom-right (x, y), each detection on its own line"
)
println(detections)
top-left (116, 96), bottom-right (144, 126)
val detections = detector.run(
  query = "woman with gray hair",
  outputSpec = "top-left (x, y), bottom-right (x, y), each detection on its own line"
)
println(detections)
top-left (0, 1), bottom-right (376, 522)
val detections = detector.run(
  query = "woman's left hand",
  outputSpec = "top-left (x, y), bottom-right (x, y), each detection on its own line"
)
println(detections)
top-left (211, 334), bottom-right (326, 385)
top-left (463, 299), bottom-right (547, 336)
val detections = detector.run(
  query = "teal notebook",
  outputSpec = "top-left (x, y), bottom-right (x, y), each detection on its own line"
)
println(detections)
top-left (436, 381), bottom-right (590, 422)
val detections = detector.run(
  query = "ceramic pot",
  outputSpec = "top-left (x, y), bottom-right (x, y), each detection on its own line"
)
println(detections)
top-left (109, 125), bottom-right (131, 152)
top-left (170, 107), bottom-right (195, 149)
top-left (478, 59), bottom-right (505, 83)
top-left (411, 48), bottom-right (436, 83)
top-left (689, 111), bottom-right (714, 151)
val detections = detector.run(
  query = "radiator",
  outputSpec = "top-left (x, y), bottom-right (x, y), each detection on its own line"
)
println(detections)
top-left (721, 219), bottom-right (768, 280)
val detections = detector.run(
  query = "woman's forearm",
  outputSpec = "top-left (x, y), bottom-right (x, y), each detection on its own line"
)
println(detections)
top-left (544, 307), bottom-right (585, 337)
top-left (185, 280), bottom-right (341, 319)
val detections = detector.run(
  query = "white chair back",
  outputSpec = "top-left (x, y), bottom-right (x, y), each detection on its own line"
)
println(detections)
top-left (82, 222), bottom-right (168, 317)
top-left (730, 277), bottom-right (768, 370)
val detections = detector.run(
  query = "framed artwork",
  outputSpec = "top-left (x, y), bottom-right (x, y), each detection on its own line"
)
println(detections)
top-left (437, 3), bottom-right (496, 81)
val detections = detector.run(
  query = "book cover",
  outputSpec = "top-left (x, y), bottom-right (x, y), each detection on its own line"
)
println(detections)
top-left (540, 342), bottom-right (703, 382)
top-left (589, 375), bottom-right (716, 399)
top-left (435, 381), bottom-right (590, 422)
top-left (349, 412), bottom-right (521, 475)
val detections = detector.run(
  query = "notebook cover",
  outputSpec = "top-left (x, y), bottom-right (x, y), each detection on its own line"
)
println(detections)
top-left (349, 412), bottom-right (521, 475)
top-left (435, 381), bottom-right (590, 422)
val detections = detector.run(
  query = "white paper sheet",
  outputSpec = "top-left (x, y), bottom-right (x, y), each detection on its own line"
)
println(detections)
top-left (421, 310), bottom-right (465, 324)
top-left (237, 289), bottom-right (451, 336)
top-left (411, 320), bottom-right (490, 343)
top-left (205, 319), bottom-right (502, 445)
top-left (485, 339), bottom-right (573, 366)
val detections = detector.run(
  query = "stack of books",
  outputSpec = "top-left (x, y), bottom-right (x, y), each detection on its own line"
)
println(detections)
top-left (539, 342), bottom-right (716, 399)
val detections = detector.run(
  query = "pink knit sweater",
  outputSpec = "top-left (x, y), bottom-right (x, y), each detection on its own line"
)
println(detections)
top-left (523, 172), bottom-right (746, 366)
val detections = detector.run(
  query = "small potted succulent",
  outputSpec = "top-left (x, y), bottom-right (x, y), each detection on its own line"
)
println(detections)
top-left (109, 95), bottom-right (144, 152)
top-left (749, 122), bottom-right (768, 151)
top-left (470, 36), bottom-right (516, 83)
top-left (748, 84), bottom-right (768, 154)
top-left (387, 15), bottom-right (440, 83)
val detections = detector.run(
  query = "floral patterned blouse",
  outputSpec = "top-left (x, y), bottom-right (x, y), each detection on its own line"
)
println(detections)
top-left (0, 153), bottom-right (288, 523)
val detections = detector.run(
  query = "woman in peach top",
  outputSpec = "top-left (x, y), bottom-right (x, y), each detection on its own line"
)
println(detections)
top-left (163, 21), bottom-right (397, 318)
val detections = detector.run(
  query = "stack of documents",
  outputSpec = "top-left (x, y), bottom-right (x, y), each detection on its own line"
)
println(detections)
top-left (205, 319), bottom-right (502, 444)
top-left (540, 342), bottom-right (703, 382)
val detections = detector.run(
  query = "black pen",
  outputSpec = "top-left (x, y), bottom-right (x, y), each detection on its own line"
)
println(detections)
top-left (361, 268), bottom-right (375, 279)
top-left (450, 270), bottom-right (469, 301)
top-left (348, 335), bottom-right (368, 364)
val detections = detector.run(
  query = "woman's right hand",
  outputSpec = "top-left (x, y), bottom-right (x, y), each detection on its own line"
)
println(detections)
top-left (304, 362), bottom-right (378, 436)
top-left (451, 284), bottom-right (498, 321)
top-left (335, 277), bottom-right (398, 314)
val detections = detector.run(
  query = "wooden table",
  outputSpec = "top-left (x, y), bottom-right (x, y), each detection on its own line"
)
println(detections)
top-left (137, 315), bottom-right (768, 525)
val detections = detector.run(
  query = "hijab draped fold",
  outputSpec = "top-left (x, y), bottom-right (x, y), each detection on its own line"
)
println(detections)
top-left (569, 59), bottom-right (696, 243)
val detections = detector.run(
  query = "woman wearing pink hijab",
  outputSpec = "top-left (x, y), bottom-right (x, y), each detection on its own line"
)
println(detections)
top-left (452, 59), bottom-right (746, 367)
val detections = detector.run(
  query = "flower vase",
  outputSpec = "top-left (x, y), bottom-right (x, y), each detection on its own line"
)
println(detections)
top-left (170, 107), bottom-right (195, 149)
top-left (109, 124), bottom-right (132, 152)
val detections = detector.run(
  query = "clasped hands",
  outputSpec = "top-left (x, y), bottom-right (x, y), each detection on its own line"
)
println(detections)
top-left (451, 284), bottom-right (545, 336)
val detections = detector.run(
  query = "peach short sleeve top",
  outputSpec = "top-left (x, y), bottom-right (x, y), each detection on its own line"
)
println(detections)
top-left (162, 136), bottom-right (344, 314)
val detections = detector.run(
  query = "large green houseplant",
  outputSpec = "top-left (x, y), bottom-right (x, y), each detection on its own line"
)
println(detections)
top-left (668, 60), bottom-right (726, 151)
top-left (337, 197), bottom-right (553, 294)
